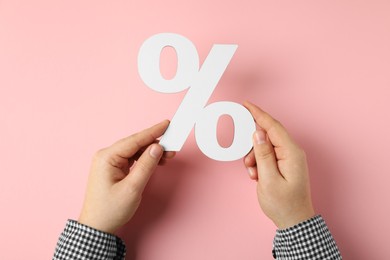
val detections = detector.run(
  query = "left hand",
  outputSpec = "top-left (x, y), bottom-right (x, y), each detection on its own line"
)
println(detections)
top-left (78, 120), bottom-right (175, 234)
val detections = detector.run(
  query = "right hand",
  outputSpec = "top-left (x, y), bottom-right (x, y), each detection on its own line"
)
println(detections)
top-left (243, 102), bottom-right (315, 229)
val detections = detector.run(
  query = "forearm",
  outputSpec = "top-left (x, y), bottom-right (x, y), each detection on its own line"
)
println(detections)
top-left (272, 215), bottom-right (342, 259)
top-left (53, 220), bottom-right (126, 260)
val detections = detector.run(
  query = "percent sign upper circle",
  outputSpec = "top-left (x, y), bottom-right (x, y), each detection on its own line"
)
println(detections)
top-left (138, 33), bottom-right (256, 161)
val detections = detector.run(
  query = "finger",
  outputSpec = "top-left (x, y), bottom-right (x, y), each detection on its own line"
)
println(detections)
top-left (163, 151), bottom-right (176, 159)
top-left (158, 158), bottom-right (168, 166)
top-left (110, 120), bottom-right (169, 159)
top-left (133, 149), bottom-right (175, 162)
top-left (243, 101), bottom-right (294, 148)
top-left (128, 147), bottom-right (175, 170)
top-left (247, 166), bottom-right (258, 180)
top-left (125, 143), bottom-right (164, 193)
top-left (132, 150), bottom-right (145, 161)
top-left (128, 156), bottom-right (168, 173)
top-left (252, 129), bottom-right (283, 181)
top-left (244, 149), bottom-right (256, 168)
top-left (244, 150), bottom-right (258, 180)
top-left (128, 145), bottom-right (175, 162)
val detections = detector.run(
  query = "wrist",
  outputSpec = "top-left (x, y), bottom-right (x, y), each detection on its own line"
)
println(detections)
top-left (275, 209), bottom-right (316, 230)
top-left (78, 213), bottom-right (118, 235)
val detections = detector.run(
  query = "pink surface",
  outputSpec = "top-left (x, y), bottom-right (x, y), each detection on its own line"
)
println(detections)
top-left (1, 1), bottom-right (390, 259)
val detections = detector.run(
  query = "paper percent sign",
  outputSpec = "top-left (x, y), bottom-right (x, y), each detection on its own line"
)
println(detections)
top-left (138, 33), bottom-right (256, 161)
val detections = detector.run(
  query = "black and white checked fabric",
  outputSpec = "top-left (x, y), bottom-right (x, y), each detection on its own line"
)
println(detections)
top-left (53, 216), bottom-right (341, 259)
top-left (53, 220), bottom-right (125, 260)
top-left (273, 215), bottom-right (342, 259)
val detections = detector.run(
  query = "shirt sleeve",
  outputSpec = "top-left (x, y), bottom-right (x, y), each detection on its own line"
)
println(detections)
top-left (272, 215), bottom-right (342, 259)
top-left (52, 220), bottom-right (126, 260)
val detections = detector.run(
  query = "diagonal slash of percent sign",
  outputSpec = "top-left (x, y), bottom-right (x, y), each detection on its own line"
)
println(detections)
top-left (138, 33), bottom-right (256, 161)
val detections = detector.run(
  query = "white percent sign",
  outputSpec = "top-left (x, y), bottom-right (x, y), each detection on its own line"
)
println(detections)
top-left (138, 33), bottom-right (256, 161)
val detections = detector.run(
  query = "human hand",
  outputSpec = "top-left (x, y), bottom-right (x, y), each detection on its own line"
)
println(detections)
top-left (243, 102), bottom-right (315, 229)
top-left (78, 120), bottom-right (175, 234)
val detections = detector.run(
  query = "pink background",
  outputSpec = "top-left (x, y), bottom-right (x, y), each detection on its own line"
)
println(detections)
top-left (1, 1), bottom-right (390, 259)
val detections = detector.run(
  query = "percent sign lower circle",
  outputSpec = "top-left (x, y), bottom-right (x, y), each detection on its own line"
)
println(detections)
top-left (138, 33), bottom-right (256, 161)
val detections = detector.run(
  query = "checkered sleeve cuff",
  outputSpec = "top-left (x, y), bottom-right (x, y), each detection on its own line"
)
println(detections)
top-left (272, 215), bottom-right (342, 259)
top-left (53, 220), bottom-right (126, 260)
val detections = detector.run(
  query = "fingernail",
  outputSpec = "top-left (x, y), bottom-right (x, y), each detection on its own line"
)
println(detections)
top-left (254, 130), bottom-right (266, 144)
top-left (244, 156), bottom-right (250, 165)
top-left (150, 144), bottom-right (163, 159)
top-left (247, 167), bottom-right (254, 178)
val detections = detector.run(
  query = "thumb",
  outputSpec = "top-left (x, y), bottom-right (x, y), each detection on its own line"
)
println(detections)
top-left (253, 129), bottom-right (281, 181)
top-left (125, 143), bottom-right (163, 192)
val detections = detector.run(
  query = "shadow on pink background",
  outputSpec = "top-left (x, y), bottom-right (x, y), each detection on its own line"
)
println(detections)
top-left (1, 1), bottom-right (390, 259)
